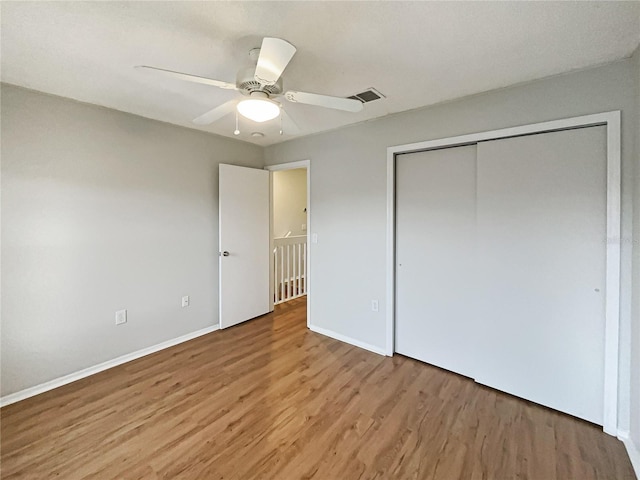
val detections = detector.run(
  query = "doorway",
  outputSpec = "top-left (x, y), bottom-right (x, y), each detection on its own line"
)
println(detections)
top-left (265, 160), bottom-right (311, 327)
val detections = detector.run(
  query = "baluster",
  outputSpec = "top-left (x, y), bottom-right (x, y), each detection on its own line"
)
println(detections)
top-left (273, 247), bottom-right (277, 303)
top-left (299, 242), bottom-right (302, 295)
top-left (280, 245), bottom-right (284, 303)
top-left (297, 242), bottom-right (301, 296)
top-left (291, 243), bottom-right (296, 298)
top-left (292, 242), bottom-right (297, 297)
top-left (286, 244), bottom-right (291, 300)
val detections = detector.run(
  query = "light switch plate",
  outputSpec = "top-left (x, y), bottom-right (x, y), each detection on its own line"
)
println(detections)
top-left (115, 309), bottom-right (127, 325)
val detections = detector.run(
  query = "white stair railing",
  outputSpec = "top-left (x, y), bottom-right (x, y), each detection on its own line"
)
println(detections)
top-left (274, 235), bottom-right (307, 304)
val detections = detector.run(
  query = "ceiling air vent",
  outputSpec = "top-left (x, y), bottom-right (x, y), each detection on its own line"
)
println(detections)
top-left (348, 88), bottom-right (385, 103)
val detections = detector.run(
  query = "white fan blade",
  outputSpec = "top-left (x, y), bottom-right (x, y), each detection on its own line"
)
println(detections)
top-left (281, 109), bottom-right (300, 134)
top-left (136, 66), bottom-right (237, 90)
top-left (254, 38), bottom-right (297, 86)
top-left (192, 100), bottom-right (237, 125)
top-left (284, 90), bottom-right (363, 112)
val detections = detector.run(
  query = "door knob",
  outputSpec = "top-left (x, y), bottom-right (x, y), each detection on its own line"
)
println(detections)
top-left (222, 251), bottom-right (230, 256)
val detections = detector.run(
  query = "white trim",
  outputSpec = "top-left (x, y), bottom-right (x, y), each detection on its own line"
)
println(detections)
top-left (388, 111), bottom-right (617, 154)
top-left (268, 172), bottom-right (275, 312)
top-left (0, 324), bottom-right (219, 408)
top-left (619, 430), bottom-right (640, 478)
top-left (265, 160), bottom-right (310, 172)
top-left (386, 111), bottom-right (621, 435)
top-left (274, 292), bottom-right (307, 306)
top-left (603, 111), bottom-right (622, 435)
top-left (309, 325), bottom-right (386, 356)
top-left (385, 145), bottom-right (395, 357)
top-left (265, 160), bottom-right (311, 328)
top-left (619, 428), bottom-right (631, 440)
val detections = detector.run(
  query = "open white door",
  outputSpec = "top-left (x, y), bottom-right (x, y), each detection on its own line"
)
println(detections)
top-left (219, 164), bottom-right (270, 329)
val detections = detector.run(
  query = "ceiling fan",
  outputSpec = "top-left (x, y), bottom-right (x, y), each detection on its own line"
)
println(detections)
top-left (136, 37), bottom-right (364, 134)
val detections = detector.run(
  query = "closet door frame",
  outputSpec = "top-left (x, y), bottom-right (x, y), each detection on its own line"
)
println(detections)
top-left (386, 111), bottom-right (621, 435)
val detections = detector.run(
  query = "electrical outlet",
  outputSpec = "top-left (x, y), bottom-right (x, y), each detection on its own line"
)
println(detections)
top-left (371, 300), bottom-right (379, 312)
top-left (182, 296), bottom-right (190, 308)
top-left (115, 309), bottom-right (127, 325)
top-left (312, 233), bottom-right (318, 244)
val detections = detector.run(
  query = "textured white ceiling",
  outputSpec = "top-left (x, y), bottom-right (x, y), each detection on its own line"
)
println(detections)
top-left (2, 1), bottom-right (639, 146)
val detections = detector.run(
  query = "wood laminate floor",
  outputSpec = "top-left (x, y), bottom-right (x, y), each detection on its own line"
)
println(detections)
top-left (1, 297), bottom-right (635, 479)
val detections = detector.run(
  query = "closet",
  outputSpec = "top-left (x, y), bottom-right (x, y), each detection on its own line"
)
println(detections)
top-left (395, 126), bottom-right (607, 425)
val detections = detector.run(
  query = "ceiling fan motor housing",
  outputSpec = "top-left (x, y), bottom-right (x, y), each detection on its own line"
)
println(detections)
top-left (236, 65), bottom-right (283, 97)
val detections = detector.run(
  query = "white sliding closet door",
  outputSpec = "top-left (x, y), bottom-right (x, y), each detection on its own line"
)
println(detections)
top-left (474, 126), bottom-right (607, 425)
top-left (395, 145), bottom-right (477, 378)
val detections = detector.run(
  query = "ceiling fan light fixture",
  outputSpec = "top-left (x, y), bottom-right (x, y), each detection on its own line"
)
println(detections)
top-left (237, 93), bottom-right (280, 123)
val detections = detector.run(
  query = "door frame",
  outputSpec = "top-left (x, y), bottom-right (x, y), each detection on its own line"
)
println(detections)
top-left (265, 160), bottom-right (311, 328)
top-left (386, 111), bottom-right (621, 436)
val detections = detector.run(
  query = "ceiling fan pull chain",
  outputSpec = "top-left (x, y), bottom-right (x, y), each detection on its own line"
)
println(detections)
top-left (280, 108), bottom-right (284, 136)
top-left (234, 110), bottom-right (240, 136)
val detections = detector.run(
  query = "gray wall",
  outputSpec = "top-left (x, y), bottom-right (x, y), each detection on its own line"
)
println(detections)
top-left (265, 57), bottom-right (638, 434)
top-left (0, 84), bottom-right (263, 396)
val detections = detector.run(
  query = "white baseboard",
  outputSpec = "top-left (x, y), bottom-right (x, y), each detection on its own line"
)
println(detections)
top-left (619, 430), bottom-right (640, 478)
top-left (617, 428), bottom-right (630, 441)
top-left (0, 324), bottom-right (220, 408)
top-left (308, 324), bottom-right (386, 356)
